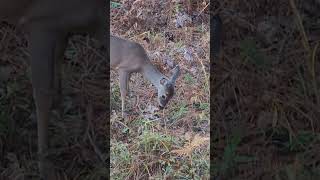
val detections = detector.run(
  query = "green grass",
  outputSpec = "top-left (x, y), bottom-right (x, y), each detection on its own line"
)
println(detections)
top-left (212, 130), bottom-right (256, 178)
top-left (111, 83), bottom-right (121, 110)
top-left (111, 1), bottom-right (122, 9)
top-left (138, 130), bottom-right (175, 153)
top-left (240, 38), bottom-right (269, 68)
top-left (275, 160), bottom-right (320, 180)
top-left (110, 1), bottom-right (210, 179)
top-left (184, 73), bottom-right (194, 84)
top-left (111, 141), bottom-right (133, 179)
top-left (171, 103), bottom-right (188, 121)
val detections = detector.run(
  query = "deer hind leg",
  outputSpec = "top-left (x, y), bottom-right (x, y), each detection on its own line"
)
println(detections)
top-left (119, 70), bottom-right (129, 118)
top-left (29, 27), bottom-right (65, 179)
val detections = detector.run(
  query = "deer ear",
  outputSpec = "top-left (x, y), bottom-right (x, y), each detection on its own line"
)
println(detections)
top-left (170, 65), bottom-right (180, 84)
top-left (160, 78), bottom-right (168, 85)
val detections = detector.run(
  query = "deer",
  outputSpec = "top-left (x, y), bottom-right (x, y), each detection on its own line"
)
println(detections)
top-left (110, 35), bottom-right (180, 118)
top-left (1, 0), bottom-right (107, 179)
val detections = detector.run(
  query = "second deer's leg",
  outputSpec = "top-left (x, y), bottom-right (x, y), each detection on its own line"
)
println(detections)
top-left (119, 70), bottom-right (129, 118)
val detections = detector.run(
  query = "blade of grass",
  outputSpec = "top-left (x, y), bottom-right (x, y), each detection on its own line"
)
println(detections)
top-left (311, 43), bottom-right (319, 105)
top-left (289, 0), bottom-right (310, 53)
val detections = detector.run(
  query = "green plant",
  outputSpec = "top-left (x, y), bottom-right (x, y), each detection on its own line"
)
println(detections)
top-left (111, 141), bottom-right (133, 179)
top-left (275, 162), bottom-right (320, 180)
top-left (111, 141), bottom-right (132, 166)
top-left (267, 127), bottom-right (317, 153)
top-left (174, 4), bottom-right (182, 14)
top-left (138, 130), bottom-right (175, 153)
top-left (172, 103), bottom-right (188, 120)
top-left (285, 131), bottom-right (317, 152)
top-left (175, 41), bottom-right (184, 49)
top-left (111, 1), bottom-right (122, 9)
top-left (240, 38), bottom-right (268, 68)
top-left (216, 133), bottom-right (256, 177)
top-left (111, 84), bottom-right (121, 109)
top-left (184, 73), bottom-right (194, 84)
top-left (133, 118), bottom-right (156, 131)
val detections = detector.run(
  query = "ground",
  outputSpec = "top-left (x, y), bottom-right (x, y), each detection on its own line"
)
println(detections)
top-left (0, 26), bottom-right (109, 178)
top-left (111, 0), bottom-right (210, 179)
top-left (0, 0), bottom-right (210, 179)
top-left (3, 0), bottom-right (320, 179)
top-left (212, 0), bottom-right (320, 179)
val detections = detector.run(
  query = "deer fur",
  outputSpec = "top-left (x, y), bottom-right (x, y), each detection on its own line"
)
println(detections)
top-left (1, 0), bottom-right (106, 179)
top-left (110, 35), bottom-right (180, 117)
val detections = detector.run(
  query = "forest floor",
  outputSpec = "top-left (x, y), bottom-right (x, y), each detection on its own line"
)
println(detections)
top-left (3, 0), bottom-right (318, 179)
top-left (111, 0), bottom-right (210, 179)
top-left (212, 0), bottom-right (320, 179)
top-left (0, 0), bottom-right (210, 179)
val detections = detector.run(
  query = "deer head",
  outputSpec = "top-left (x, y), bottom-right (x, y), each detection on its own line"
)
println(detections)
top-left (157, 65), bottom-right (180, 108)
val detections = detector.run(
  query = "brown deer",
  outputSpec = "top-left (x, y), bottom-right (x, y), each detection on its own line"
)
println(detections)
top-left (110, 35), bottom-right (180, 118)
top-left (1, 0), bottom-right (107, 179)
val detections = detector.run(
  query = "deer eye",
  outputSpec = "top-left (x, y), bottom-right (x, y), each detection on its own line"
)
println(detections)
top-left (161, 95), bottom-right (166, 99)
top-left (160, 78), bottom-right (167, 85)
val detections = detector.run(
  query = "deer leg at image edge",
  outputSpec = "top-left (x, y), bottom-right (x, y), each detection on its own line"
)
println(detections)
top-left (52, 35), bottom-right (68, 116)
top-left (29, 27), bottom-right (67, 179)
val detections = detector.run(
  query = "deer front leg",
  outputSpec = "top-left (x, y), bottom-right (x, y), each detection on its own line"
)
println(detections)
top-left (28, 27), bottom-right (63, 180)
top-left (52, 37), bottom-right (68, 114)
top-left (119, 70), bottom-right (129, 118)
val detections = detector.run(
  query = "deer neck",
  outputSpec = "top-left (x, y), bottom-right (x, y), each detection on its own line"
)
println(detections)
top-left (141, 63), bottom-right (166, 89)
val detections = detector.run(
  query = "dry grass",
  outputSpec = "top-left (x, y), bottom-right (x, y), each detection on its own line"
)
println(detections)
top-left (0, 26), bottom-right (109, 179)
top-left (0, 0), bottom-right (209, 179)
top-left (212, 0), bottom-right (320, 179)
top-left (111, 0), bottom-right (210, 179)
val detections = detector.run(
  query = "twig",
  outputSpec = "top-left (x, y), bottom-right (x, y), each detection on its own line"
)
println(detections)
top-left (196, 2), bottom-right (210, 19)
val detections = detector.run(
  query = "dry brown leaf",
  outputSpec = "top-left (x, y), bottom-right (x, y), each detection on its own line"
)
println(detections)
top-left (184, 131), bottom-right (192, 141)
top-left (190, 134), bottom-right (209, 148)
top-left (171, 148), bottom-right (192, 157)
top-left (171, 133), bottom-right (209, 158)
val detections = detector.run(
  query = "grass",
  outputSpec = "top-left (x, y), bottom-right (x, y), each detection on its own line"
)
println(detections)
top-left (212, 0), bottom-right (320, 179)
top-left (6, 0), bottom-right (320, 179)
top-left (110, 2), bottom-right (210, 179)
top-left (184, 73), bottom-right (194, 84)
top-left (1, 24), bottom-right (109, 178)
top-left (110, 141), bottom-right (132, 179)
top-left (110, 123), bottom-right (210, 179)
top-left (171, 103), bottom-right (188, 121)
top-left (111, 83), bottom-right (121, 110)
top-left (240, 38), bottom-right (269, 68)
